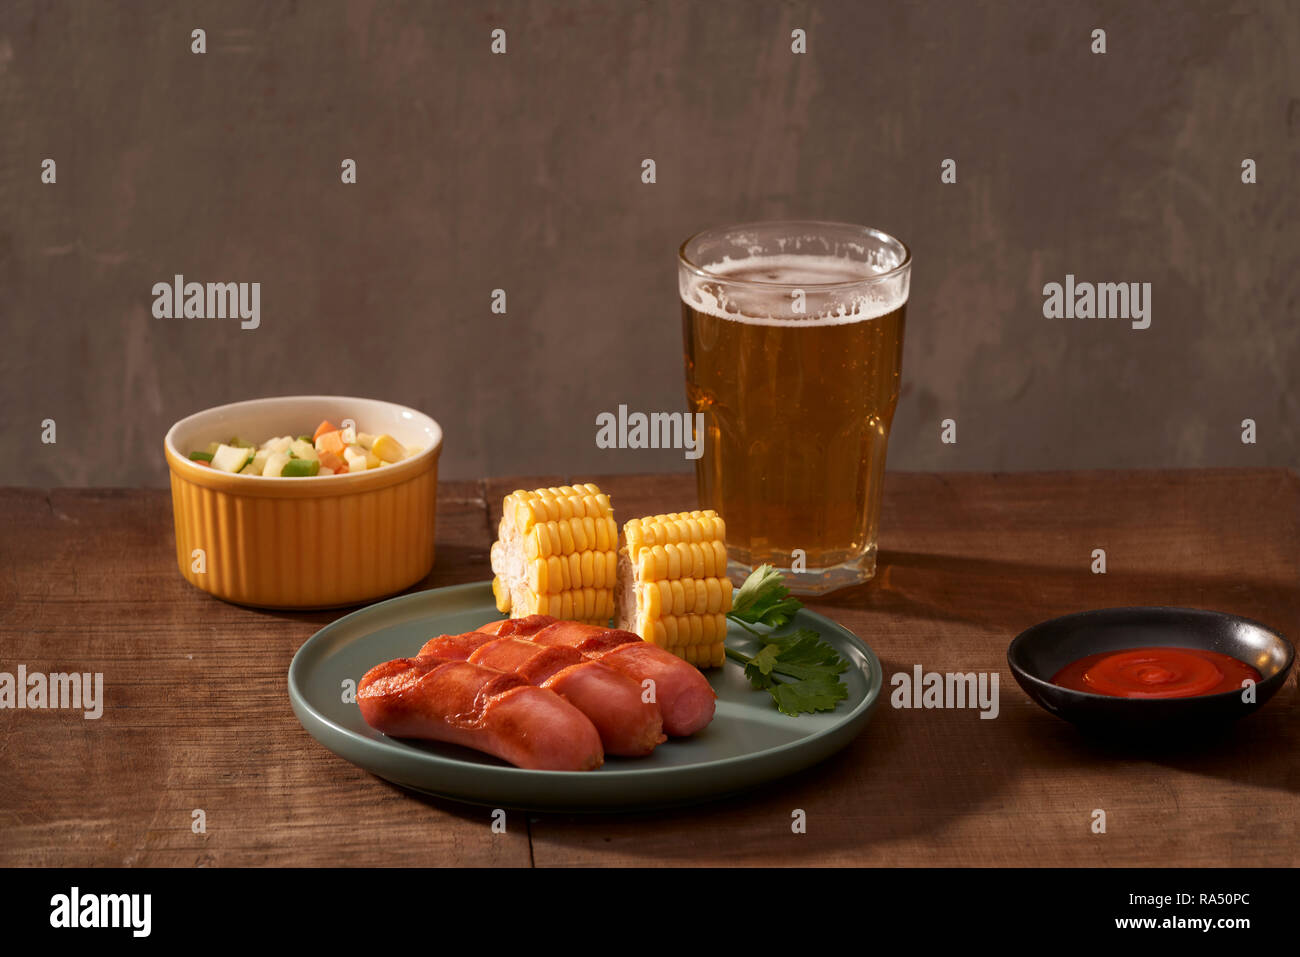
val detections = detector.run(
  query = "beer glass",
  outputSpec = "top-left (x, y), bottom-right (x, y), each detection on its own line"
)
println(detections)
top-left (678, 221), bottom-right (911, 594)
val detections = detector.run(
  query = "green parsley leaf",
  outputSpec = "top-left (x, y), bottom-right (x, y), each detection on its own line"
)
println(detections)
top-left (724, 564), bottom-right (854, 716)
top-left (748, 643), bottom-right (781, 678)
top-left (729, 564), bottom-right (803, 628)
top-left (729, 636), bottom-right (850, 716)
top-left (768, 672), bottom-right (849, 716)
top-left (762, 629), bottom-right (850, 677)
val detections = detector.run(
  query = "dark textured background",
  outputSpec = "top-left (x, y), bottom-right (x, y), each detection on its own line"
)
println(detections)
top-left (2, 0), bottom-right (1296, 485)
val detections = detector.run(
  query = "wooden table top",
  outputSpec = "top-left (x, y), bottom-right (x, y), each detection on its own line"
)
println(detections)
top-left (1, 469), bottom-right (1297, 867)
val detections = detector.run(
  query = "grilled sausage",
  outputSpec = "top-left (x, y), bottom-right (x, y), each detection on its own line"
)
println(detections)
top-left (479, 616), bottom-right (717, 737)
top-left (357, 655), bottom-right (603, 771)
top-left (420, 632), bottom-right (666, 756)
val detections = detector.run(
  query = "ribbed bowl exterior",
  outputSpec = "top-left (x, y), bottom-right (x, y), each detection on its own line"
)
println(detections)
top-left (167, 459), bottom-right (438, 608)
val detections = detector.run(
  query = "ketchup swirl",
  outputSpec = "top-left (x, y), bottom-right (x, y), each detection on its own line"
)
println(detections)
top-left (1051, 647), bottom-right (1260, 699)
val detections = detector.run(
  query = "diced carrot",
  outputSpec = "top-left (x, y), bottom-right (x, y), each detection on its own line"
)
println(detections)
top-left (313, 420), bottom-right (341, 442)
top-left (318, 451), bottom-right (346, 473)
top-left (316, 429), bottom-right (347, 455)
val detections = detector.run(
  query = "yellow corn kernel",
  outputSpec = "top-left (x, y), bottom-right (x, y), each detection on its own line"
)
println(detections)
top-left (677, 642), bottom-right (726, 668)
top-left (624, 510), bottom-right (726, 557)
top-left (510, 484), bottom-right (612, 530)
top-left (527, 586), bottom-right (614, 622)
top-left (492, 575), bottom-right (511, 614)
top-left (522, 516), bottom-right (614, 560)
top-left (639, 577), bottom-right (732, 618)
top-left (492, 484), bottom-right (618, 626)
top-left (632, 539), bottom-right (729, 581)
top-left (616, 509), bottom-right (732, 668)
top-left (369, 434), bottom-right (407, 463)
top-left (643, 612), bottom-right (727, 649)
top-left (526, 548), bottom-right (618, 594)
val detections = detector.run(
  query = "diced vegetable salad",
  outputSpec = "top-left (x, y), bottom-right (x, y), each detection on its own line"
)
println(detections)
top-left (188, 420), bottom-right (419, 477)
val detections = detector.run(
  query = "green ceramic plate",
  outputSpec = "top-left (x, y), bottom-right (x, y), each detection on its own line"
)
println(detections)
top-left (288, 581), bottom-right (882, 811)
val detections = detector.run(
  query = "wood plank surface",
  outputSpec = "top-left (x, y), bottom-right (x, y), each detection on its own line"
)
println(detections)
top-left (1, 470), bottom-right (1297, 867)
top-left (0, 481), bottom-right (527, 867)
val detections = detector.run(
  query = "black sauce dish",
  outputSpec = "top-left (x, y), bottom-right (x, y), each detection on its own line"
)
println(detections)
top-left (1007, 607), bottom-right (1293, 734)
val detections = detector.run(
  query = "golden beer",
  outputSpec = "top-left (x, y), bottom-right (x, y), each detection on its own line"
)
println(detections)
top-left (678, 222), bottom-right (910, 594)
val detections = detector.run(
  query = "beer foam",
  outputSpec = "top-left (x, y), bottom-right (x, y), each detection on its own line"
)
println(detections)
top-left (681, 254), bottom-right (908, 326)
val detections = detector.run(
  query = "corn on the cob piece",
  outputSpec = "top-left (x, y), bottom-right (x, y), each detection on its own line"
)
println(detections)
top-left (615, 510), bottom-right (732, 668)
top-left (490, 484), bottom-right (618, 626)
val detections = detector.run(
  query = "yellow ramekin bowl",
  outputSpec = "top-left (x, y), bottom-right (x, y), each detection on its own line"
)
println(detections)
top-left (164, 395), bottom-right (443, 609)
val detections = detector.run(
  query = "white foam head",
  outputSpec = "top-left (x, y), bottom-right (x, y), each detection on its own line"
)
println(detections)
top-left (679, 253), bottom-right (909, 327)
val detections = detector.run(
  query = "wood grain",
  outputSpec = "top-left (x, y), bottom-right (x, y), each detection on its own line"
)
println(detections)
top-left (1, 470), bottom-right (1297, 866)
top-left (0, 482), bottom-right (526, 867)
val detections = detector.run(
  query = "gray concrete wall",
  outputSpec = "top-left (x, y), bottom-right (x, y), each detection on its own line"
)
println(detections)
top-left (2, 0), bottom-right (1296, 486)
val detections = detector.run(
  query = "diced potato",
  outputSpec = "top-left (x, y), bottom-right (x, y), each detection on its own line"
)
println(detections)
top-left (290, 438), bottom-right (319, 461)
top-left (355, 432), bottom-right (374, 450)
top-left (266, 435), bottom-right (293, 455)
top-left (263, 450), bottom-right (290, 477)
top-left (344, 448), bottom-right (370, 472)
top-left (211, 443), bottom-right (253, 473)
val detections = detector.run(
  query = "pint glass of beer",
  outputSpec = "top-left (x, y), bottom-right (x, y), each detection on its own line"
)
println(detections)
top-left (678, 221), bottom-right (910, 594)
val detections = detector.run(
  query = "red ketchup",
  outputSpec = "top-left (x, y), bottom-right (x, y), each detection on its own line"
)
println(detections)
top-left (1051, 647), bottom-right (1260, 699)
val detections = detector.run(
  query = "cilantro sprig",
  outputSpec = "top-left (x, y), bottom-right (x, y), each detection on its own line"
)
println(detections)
top-left (729, 563), bottom-right (803, 628)
top-left (725, 565), bottom-right (850, 716)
